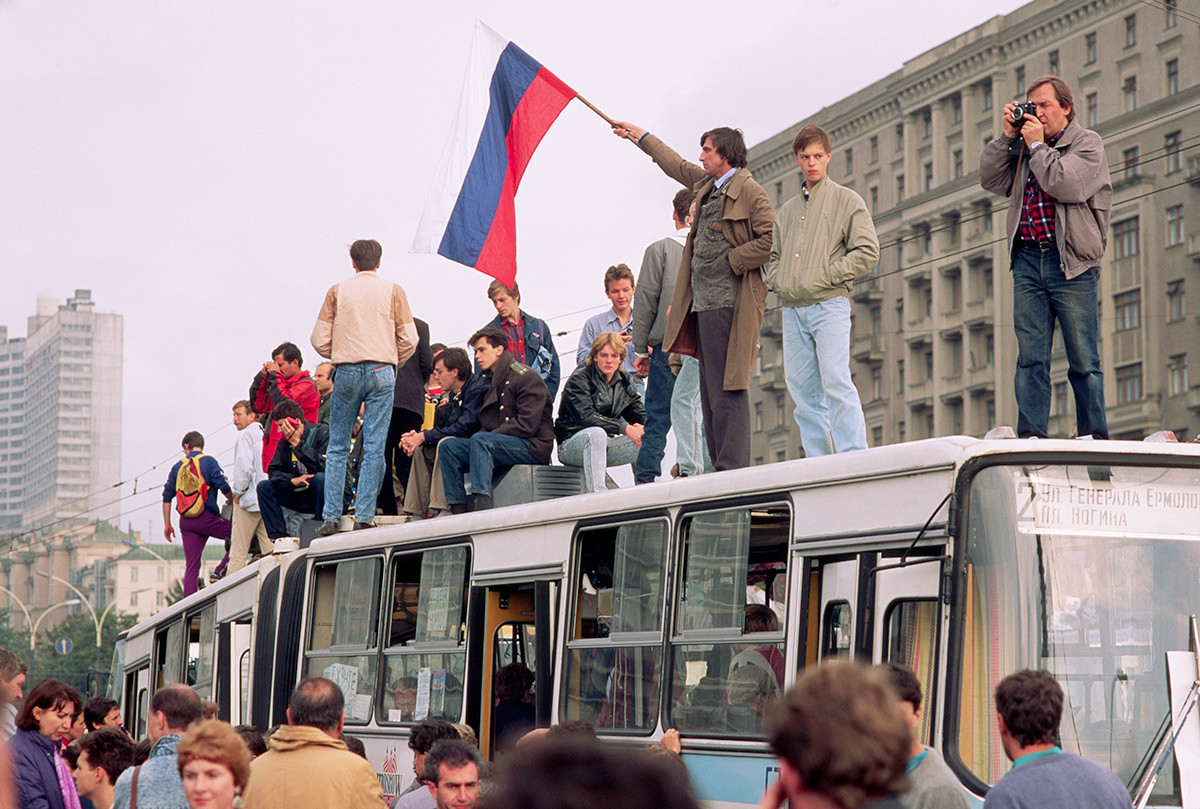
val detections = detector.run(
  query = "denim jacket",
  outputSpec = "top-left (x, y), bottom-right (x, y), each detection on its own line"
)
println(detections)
top-left (486, 313), bottom-right (560, 400)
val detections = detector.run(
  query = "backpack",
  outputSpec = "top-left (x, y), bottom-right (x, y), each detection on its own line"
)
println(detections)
top-left (174, 454), bottom-right (209, 518)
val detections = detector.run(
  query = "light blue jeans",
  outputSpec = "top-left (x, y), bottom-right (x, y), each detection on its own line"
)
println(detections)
top-left (557, 427), bottom-right (639, 492)
top-left (322, 361), bottom-right (396, 523)
top-left (670, 356), bottom-right (713, 475)
top-left (782, 297), bottom-right (867, 456)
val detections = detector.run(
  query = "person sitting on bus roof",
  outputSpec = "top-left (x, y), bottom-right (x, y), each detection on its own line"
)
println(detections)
top-left (439, 328), bottom-right (555, 513)
top-left (554, 332), bottom-right (646, 493)
top-left (400, 347), bottom-right (486, 519)
top-left (255, 399), bottom-right (329, 542)
top-left (242, 677), bottom-right (384, 809)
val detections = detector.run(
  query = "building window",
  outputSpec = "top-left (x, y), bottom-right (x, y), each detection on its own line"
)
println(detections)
top-left (1116, 363), bottom-right (1143, 404)
top-left (951, 94), bottom-right (962, 125)
top-left (754, 402), bottom-right (764, 432)
top-left (1053, 382), bottom-right (1070, 415)
top-left (1166, 59), bottom-right (1179, 96)
top-left (870, 306), bottom-right (882, 334)
top-left (130, 591), bottom-right (138, 607)
top-left (981, 80), bottom-right (993, 111)
top-left (157, 592), bottom-right (165, 607)
top-left (898, 421), bottom-right (906, 442)
top-left (898, 360), bottom-right (906, 392)
top-left (1114, 289), bottom-right (1141, 331)
top-left (157, 567), bottom-right (164, 582)
top-left (1169, 355), bottom-right (1188, 395)
top-left (1166, 131), bottom-right (1183, 173)
top-left (897, 174), bottom-right (905, 201)
top-left (1015, 66), bottom-right (1025, 93)
top-left (775, 394), bottom-right (785, 426)
top-left (1168, 280), bottom-right (1186, 321)
top-left (953, 149), bottom-right (963, 179)
top-left (1086, 93), bottom-right (1099, 127)
top-left (845, 147), bottom-right (853, 176)
top-left (130, 566), bottom-right (138, 583)
top-left (922, 109), bottom-right (932, 138)
top-left (1122, 147), bottom-right (1140, 180)
top-left (923, 162), bottom-right (933, 192)
top-left (1048, 50), bottom-right (1059, 75)
top-left (1085, 32), bottom-right (1097, 64)
top-left (895, 122), bottom-right (904, 149)
top-left (1125, 13), bottom-right (1137, 47)
top-left (1165, 205), bottom-right (1185, 247)
top-left (1113, 217), bottom-right (1140, 259)
top-left (869, 186), bottom-right (879, 215)
top-left (872, 426), bottom-right (884, 447)
top-left (871, 366), bottom-right (882, 400)
top-left (1123, 76), bottom-right (1137, 113)
top-left (1166, 0), bottom-right (1177, 28)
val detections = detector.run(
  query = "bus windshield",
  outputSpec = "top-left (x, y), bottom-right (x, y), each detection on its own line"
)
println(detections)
top-left (956, 461), bottom-right (1200, 802)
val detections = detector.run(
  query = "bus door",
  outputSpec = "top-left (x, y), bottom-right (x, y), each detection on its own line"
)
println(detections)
top-left (815, 557), bottom-right (861, 662)
top-left (216, 615), bottom-right (253, 725)
top-left (469, 573), bottom-right (558, 760)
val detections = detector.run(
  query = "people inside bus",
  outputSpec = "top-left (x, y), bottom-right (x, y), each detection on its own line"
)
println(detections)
top-left (399, 347), bottom-right (486, 519)
top-left (493, 663), bottom-right (536, 754)
top-left (554, 332), bottom-right (647, 493)
top-left (112, 684), bottom-right (203, 809)
top-left (880, 664), bottom-right (969, 809)
top-left (175, 719), bottom-right (251, 809)
top-left (255, 399), bottom-right (329, 541)
top-left (724, 665), bottom-right (772, 733)
top-left (727, 604), bottom-right (784, 694)
top-left (439, 328), bottom-right (555, 513)
top-left (70, 727), bottom-right (134, 809)
top-left (10, 678), bottom-right (83, 809)
top-left (243, 677), bottom-right (384, 809)
top-left (390, 677), bottom-right (419, 722)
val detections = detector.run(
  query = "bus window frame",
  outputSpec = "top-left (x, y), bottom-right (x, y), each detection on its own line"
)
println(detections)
top-left (560, 514), bottom-right (671, 737)
top-left (667, 496), bottom-right (792, 740)
top-left (880, 595), bottom-right (940, 743)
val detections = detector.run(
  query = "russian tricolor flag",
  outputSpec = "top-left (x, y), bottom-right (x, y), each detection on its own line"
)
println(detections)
top-left (412, 22), bottom-right (576, 287)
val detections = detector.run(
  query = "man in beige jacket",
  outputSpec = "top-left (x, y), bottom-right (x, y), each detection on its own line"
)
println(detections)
top-left (243, 677), bottom-right (384, 809)
top-left (764, 125), bottom-right (878, 457)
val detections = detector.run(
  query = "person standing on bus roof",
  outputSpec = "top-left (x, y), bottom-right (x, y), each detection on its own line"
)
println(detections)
top-left (983, 670), bottom-right (1128, 809)
top-left (112, 685), bottom-right (202, 809)
top-left (879, 665), bottom-right (968, 809)
top-left (242, 678), bottom-right (384, 809)
top-left (161, 431), bottom-right (233, 597)
top-left (311, 238), bottom-right (419, 535)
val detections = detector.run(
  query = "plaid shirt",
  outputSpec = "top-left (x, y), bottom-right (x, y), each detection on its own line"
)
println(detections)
top-left (1017, 132), bottom-right (1063, 244)
top-left (501, 316), bottom-right (527, 364)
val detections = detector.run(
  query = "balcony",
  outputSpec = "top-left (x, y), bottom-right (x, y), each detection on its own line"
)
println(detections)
top-left (851, 274), bottom-right (884, 304)
top-left (1187, 155), bottom-right (1200, 187)
top-left (757, 364), bottom-right (787, 392)
top-left (1187, 233), bottom-right (1200, 263)
top-left (852, 334), bottom-right (885, 364)
top-left (965, 365), bottom-right (994, 393)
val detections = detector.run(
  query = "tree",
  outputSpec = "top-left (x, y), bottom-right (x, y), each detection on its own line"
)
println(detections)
top-left (0, 609), bottom-right (31, 676)
top-left (33, 610), bottom-right (138, 696)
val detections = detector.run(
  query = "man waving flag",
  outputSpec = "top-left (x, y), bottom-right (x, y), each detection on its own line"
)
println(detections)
top-left (412, 21), bottom-right (576, 287)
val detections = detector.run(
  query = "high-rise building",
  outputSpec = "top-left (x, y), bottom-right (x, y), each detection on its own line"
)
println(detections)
top-left (747, 0), bottom-right (1199, 461)
top-left (0, 289), bottom-right (123, 532)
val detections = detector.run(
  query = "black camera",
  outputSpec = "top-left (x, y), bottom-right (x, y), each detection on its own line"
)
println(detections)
top-left (1010, 102), bottom-right (1038, 124)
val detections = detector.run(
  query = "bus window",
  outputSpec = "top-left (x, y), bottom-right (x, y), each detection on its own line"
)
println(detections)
top-left (883, 598), bottom-right (937, 742)
top-left (670, 504), bottom-right (789, 737)
top-left (304, 556), bottom-right (382, 725)
top-left (379, 546), bottom-right (469, 725)
top-left (822, 601), bottom-right (852, 659)
top-left (561, 519), bottom-right (667, 734)
top-left (154, 620), bottom-right (185, 688)
top-left (186, 603), bottom-right (217, 699)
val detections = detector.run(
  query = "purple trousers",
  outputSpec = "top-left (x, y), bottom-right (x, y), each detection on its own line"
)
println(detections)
top-left (179, 510), bottom-right (231, 596)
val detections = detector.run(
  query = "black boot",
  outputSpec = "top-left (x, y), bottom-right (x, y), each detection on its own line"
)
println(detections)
top-left (467, 493), bottom-right (493, 512)
top-left (449, 503), bottom-right (467, 515)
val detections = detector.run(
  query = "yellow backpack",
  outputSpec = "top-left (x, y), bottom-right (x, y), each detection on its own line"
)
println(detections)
top-left (174, 454), bottom-right (209, 518)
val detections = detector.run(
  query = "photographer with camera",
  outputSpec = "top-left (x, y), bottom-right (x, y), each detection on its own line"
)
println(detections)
top-left (980, 76), bottom-right (1112, 440)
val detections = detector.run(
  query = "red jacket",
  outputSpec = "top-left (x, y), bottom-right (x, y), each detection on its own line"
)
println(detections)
top-left (251, 369), bottom-right (320, 471)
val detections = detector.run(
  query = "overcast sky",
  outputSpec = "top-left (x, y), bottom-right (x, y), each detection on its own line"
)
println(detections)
top-left (0, 0), bottom-right (1025, 539)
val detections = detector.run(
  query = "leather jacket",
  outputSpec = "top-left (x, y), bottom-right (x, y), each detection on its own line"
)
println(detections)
top-left (555, 363), bottom-right (646, 444)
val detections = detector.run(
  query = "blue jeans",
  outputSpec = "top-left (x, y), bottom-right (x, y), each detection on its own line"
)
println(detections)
top-left (634, 345), bottom-right (675, 483)
top-left (558, 427), bottom-right (640, 492)
top-left (257, 475), bottom-right (326, 539)
top-left (439, 432), bottom-right (540, 503)
top-left (323, 362), bottom-right (396, 522)
top-left (1012, 247), bottom-right (1108, 439)
top-left (782, 297), bottom-right (867, 456)
top-left (671, 356), bottom-right (713, 476)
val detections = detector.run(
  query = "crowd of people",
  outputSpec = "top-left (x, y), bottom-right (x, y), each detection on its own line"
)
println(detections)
top-left (0, 641), bottom-right (1135, 809)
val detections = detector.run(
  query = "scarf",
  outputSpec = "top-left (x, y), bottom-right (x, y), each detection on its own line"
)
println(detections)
top-left (54, 745), bottom-right (82, 809)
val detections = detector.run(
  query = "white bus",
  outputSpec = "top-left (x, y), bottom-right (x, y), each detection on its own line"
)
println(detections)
top-left (114, 436), bottom-right (1200, 808)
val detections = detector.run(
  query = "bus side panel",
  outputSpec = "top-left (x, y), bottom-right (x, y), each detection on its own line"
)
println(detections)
top-left (251, 568), bottom-right (281, 731)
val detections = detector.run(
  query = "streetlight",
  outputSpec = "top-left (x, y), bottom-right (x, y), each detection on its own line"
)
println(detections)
top-left (31, 599), bottom-right (82, 652)
top-left (0, 584), bottom-right (32, 631)
top-left (34, 571), bottom-right (117, 671)
top-left (121, 539), bottom-right (183, 591)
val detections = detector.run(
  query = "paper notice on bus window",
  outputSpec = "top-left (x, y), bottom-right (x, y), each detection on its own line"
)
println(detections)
top-left (388, 709), bottom-right (404, 722)
top-left (426, 586), bottom-right (450, 637)
top-left (349, 694), bottom-right (372, 722)
top-left (323, 663), bottom-right (359, 702)
top-left (1019, 470), bottom-right (1200, 537)
top-left (415, 667), bottom-right (432, 720)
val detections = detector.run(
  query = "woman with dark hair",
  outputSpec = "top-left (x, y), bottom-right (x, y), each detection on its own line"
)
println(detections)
top-left (9, 678), bottom-right (83, 809)
top-left (555, 332), bottom-right (646, 492)
top-left (176, 720), bottom-right (251, 809)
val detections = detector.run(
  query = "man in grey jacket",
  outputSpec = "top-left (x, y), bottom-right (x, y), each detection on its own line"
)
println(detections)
top-left (980, 76), bottom-right (1111, 440)
top-left (764, 125), bottom-right (878, 457)
top-left (631, 188), bottom-right (694, 483)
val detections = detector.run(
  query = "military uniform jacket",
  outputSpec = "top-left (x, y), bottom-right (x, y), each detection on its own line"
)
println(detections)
top-left (479, 352), bottom-right (555, 464)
